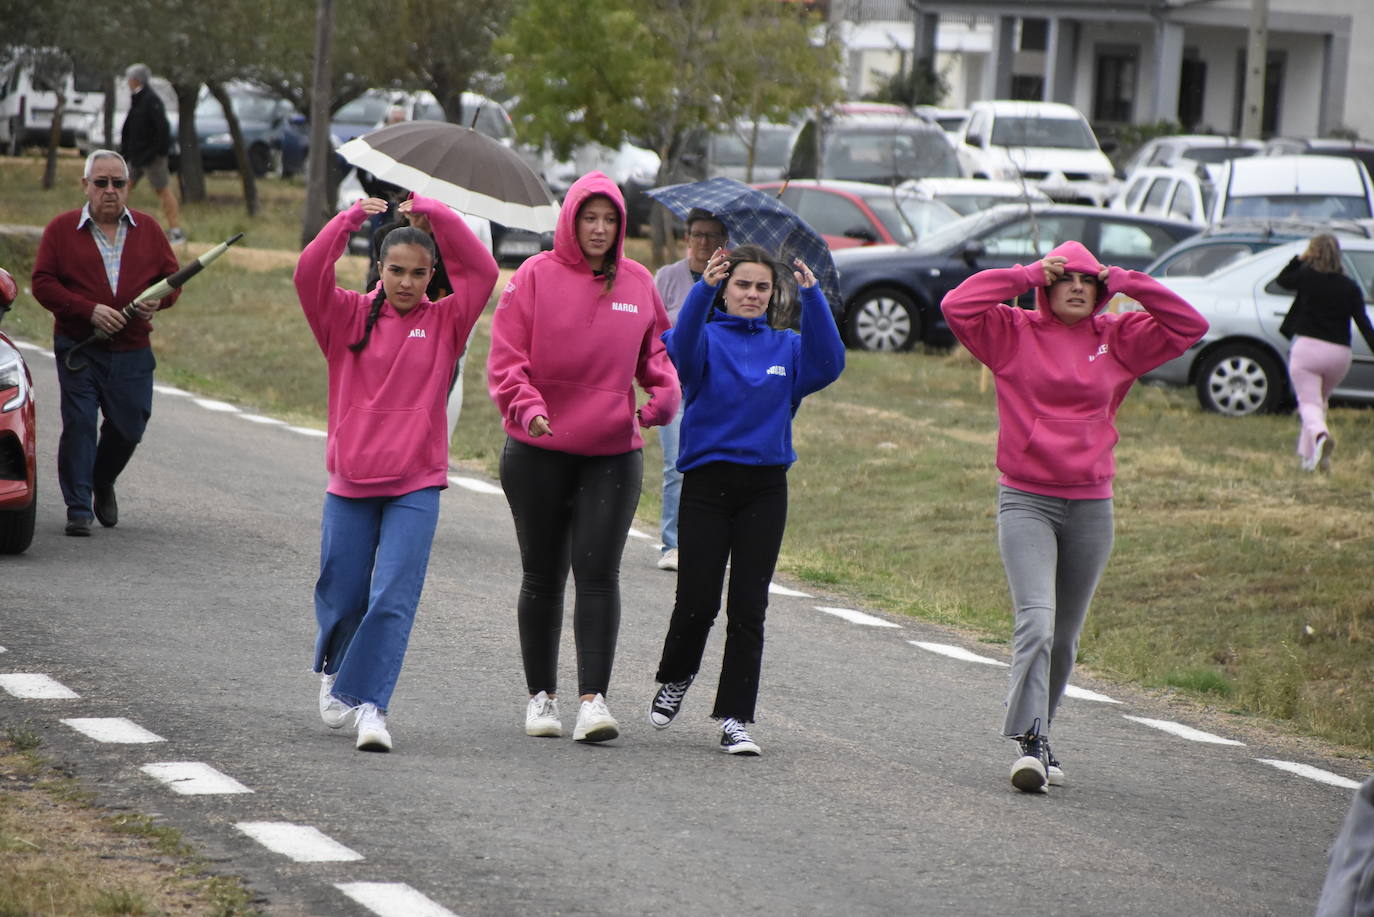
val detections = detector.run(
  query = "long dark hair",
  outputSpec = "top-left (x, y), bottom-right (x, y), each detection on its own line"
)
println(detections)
top-left (350, 226), bottom-right (436, 353)
top-left (578, 193), bottom-right (619, 295)
top-left (711, 243), bottom-right (795, 330)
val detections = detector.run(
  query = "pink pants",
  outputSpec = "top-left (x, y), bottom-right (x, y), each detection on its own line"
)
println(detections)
top-left (1288, 335), bottom-right (1351, 462)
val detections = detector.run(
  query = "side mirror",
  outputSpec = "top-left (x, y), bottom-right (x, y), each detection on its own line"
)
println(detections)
top-left (843, 226), bottom-right (879, 244)
top-left (965, 133), bottom-right (983, 148)
top-left (961, 239), bottom-right (985, 266)
top-left (1099, 137), bottom-right (1119, 154)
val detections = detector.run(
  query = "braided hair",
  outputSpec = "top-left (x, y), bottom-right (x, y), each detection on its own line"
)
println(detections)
top-left (349, 226), bottom-right (437, 353)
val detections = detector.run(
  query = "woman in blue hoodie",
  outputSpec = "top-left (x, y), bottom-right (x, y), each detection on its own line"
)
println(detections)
top-left (646, 243), bottom-right (845, 755)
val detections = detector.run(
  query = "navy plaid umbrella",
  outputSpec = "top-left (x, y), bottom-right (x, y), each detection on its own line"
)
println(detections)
top-left (646, 177), bottom-right (841, 317)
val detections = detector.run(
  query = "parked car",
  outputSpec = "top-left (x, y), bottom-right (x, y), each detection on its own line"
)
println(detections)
top-left (831, 203), bottom-right (1196, 351)
top-left (1261, 137), bottom-right (1374, 177)
top-left (676, 120), bottom-right (796, 184)
top-left (786, 107), bottom-right (960, 186)
top-left (195, 86), bottom-right (307, 177)
top-left (1119, 134), bottom-right (1260, 180)
top-left (898, 177), bottom-right (1049, 216)
top-left (753, 179), bottom-right (959, 250)
top-left (1109, 165), bottom-right (1213, 225)
top-left (1210, 155), bottom-right (1374, 223)
top-left (0, 52), bottom-right (103, 153)
top-left (1145, 218), bottom-right (1373, 279)
top-left (914, 106), bottom-right (969, 143)
top-left (1139, 238), bottom-right (1374, 415)
top-left (0, 268), bottom-right (36, 554)
top-left (77, 74), bottom-right (178, 160)
top-left (955, 101), bottom-right (1117, 206)
top-left (542, 139), bottom-right (660, 235)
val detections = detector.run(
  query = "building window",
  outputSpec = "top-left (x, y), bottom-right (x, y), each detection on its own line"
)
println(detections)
top-left (1232, 49), bottom-right (1285, 136)
top-left (1011, 75), bottom-right (1045, 101)
top-left (1019, 19), bottom-right (1048, 52)
top-left (1179, 53), bottom-right (1206, 131)
top-left (1094, 49), bottom-right (1137, 123)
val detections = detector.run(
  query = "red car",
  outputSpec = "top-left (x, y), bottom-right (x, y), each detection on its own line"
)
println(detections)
top-left (0, 267), bottom-right (36, 554)
top-left (753, 179), bottom-right (960, 250)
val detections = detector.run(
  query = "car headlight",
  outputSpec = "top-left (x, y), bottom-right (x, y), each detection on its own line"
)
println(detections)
top-left (206, 133), bottom-right (232, 146)
top-left (0, 341), bottom-right (31, 413)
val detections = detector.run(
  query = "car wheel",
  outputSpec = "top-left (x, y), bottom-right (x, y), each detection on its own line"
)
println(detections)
top-left (249, 143), bottom-right (271, 177)
top-left (1195, 343), bottom-right (1285, 416)
top-left (0, 483), bottom-right (36, 555)
top-left (845, 287), bottom-right (922, 351)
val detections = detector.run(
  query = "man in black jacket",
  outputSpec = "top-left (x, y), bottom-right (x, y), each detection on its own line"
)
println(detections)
top-left (120, 64), bottom-right (184, 244)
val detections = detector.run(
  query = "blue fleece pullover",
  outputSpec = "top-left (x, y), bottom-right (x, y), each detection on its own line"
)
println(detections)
top-left (667, 279), bottom-right (844, 472)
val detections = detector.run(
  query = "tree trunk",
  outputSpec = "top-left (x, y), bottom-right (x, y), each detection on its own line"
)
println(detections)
top-left (174, 83), bottom-right (207, 204)
top-left (302, 0), bottom-right (336, 246)
top-left (102, 73), bottom-right (116, 158)
top-left (207, 81), bottom-right (258, 217)
top-left (41, 93), bottom-right (64, 190)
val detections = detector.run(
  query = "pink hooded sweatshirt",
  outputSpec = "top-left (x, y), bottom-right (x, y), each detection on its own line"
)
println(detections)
top-left (941, 240), bottom-right (1207, 499)
top-left (487, 171), bottom-right (679, 455)
top-left (294, 195), bottom-right (500, 498)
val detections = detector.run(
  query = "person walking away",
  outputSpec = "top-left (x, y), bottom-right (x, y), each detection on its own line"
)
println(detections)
top-left (120, 64), bottom-right (184, 244)
top-left (651, 208), bottom-right (728, 572)
top-left (295, 193), bottom-right (499, 752)
top-left (941, 241), bottom-right (1207, 793)
top-left (1274, 234), bottom-right (1374, 473)
top-left (647, 244), bottom-right (844, 755)
top-left (487, 171), bottom-right (679, 744)
top-left (32, 150), bottom-right (180, 537)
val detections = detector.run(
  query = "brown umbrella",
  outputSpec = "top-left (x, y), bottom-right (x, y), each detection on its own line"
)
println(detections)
top-left (336, 120), bottom-right (560, 232)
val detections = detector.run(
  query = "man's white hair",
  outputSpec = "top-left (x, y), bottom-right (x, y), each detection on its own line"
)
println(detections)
top-left (84, 149), bottom-right (129, 179)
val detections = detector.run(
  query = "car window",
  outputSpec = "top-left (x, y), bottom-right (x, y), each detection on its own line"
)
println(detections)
top-left (1145, 145), bottom-right (1174, 167)
top-left (1141, 178), bottom-right (1172, 215)
top-left (824, 129), bottom-right (960, 183)
top-left (1167, 185), bottom-right (1197, 221)
top-left (794, 190), bottom-right (869, 239)
top-left (1097, 221), bottom-right (1177, 261)
top-left (1344, 251), bottom-right (1374, 301)
top-left (981, 215), bottom-right (1086, 259)
top-left (1122, 175), bottom-right (1150, 210)
top-left (1160, 243), bottom-right (1256, 277)
top-left (989, 116), bottom-right (1096, 150)
top-left (867, 196), bottom-right (957, 244)
top-left (1225, 194), bottom-right (1372, 221)
top-left (335, 94), bottom-right (389, 124)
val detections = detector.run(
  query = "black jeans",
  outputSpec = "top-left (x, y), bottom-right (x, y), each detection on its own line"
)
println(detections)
top-left (499, 437), bottom-right (642, 697)
top-left (655, 462), bottom-right (788, 723)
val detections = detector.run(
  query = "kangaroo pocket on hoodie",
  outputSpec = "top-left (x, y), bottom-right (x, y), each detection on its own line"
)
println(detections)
top-left (334, 406), bottom-right (432, 482)
top-left (534, 379), bottom-right (637, 454)
top-left (1014, 416), bottom-right (1117, 485)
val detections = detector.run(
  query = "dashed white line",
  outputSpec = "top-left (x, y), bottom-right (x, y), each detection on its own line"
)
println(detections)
top-left (13, 340), bottom-right (43, 352)
top-left (193, 398), bottom-right (240, 413)
top-left (910, 641), bottom-right (1007, 666)
top-left (140, 762), bottom-right (253, 795)
top-left (448, 475), bottom-right (502, 495)
top-left (234, 822), bottom-right (363, 862)
top-left (1063, 685), bottom-right (1120, 704)
top-left (768, 582), bottom-right (813, 598)
top-left (626, 527), bottom-right (652, 540)
top-left (1122, 715), bottom-right (1244, 746)
top-left (239, 414), bottom-right (286, 425)
top-left (0, 673), bottom-right (80, 699)
top-left (60, 717), bottom-right (165, 743)
top-left (153, 383), bottom-right (192, 396)
top-left (815, 606), bottom-right (900, 628)
top-left (335, 882), bottom-right (459, 917)
top-left (0, 645), bottom-right (6, 653)
top-left (287, 426), bottom-right (327, 438)
top-left (1255, 759), bottom-right (1361, 790)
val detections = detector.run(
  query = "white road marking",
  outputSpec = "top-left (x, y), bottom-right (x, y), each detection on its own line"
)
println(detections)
top-left (193, 398), bottom-right (240, 413)
top-left (335, 882), bottom-right (459, 917)
top-left (448, 476), bottom-right (502, 495)
top-left (1122, 715), bottom-right (1245, 746)
top-left (239, 414), bottom-right (286, 425)
top-left (140, 762), bottom-right (253, 795)
top-left (0, 646), bottom-right (6, 653)
top-left (153, 384), bottom-right (191, 396)
top-left (627, 527), bottom-right (652, 540)
top-left (815, 606), bottom-right (900, 628)
top-left (909, 641), bottom-right (1008, 666)
top-left (13, 341), bottom-right (44, 353)
top-left (1255, 759), bottom-right (1361, 790)
top-left (288, 426), bottom-right (327, 438)
top-left (234, 822), bottom-right (363, 862)
top-left (60, 717), bottom-right (165, 743)
top-left (1063, 685), bottom-right (1120, 704)
top-left (0, 673), bottom-right (80, 699)
top-left (768, 582), bottom-right (814, 598)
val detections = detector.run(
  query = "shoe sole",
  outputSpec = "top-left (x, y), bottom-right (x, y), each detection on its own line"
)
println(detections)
top-left (321, 708), bottom-right (351, 729)
top-left (1047, 766), bottom-right (1065, 787)
top-left (1010, 758), bottom-right (1048, 793)
top-left (356, 735), bottom-right (391, 752)
top-left (1318, 437), bottom-right (1334, 473)
top-left (525, 723), bottom-right (562, 738)
top-left (574, 722), bottom-right (619, 742)
top-left (722, 742), bottom-right (760, 756)
top-left (648, 712), bottom-right (674, 729)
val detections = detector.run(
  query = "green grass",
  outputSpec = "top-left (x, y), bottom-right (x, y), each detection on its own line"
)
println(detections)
top-left (3, 154), bottom-right (1373, 756)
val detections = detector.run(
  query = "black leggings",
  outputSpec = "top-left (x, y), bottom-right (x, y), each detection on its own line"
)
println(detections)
top-left (499, 437), bottom-right (643, 697)
top-left (655, 462), bottom-right (788, 722)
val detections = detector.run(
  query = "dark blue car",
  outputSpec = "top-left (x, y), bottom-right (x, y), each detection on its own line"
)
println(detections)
top-left (195, 87), bottom-right (308, 177)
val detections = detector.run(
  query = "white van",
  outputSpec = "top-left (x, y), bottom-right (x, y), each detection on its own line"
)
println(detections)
top-left (1210, 154), bottom-right (1374, 223)
top-left (1110, 165), bottom-right (1213, 226)
top-left (956, 101), bottom-right (1117, 206)
top-left (0, 54), bottom-right (103, 154)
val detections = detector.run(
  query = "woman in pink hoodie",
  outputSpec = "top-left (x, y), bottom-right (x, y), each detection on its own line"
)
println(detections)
top-left (295, 194), bottom-right (499, 753)
top-left (487, 171), bottom-right (679, 744)
top-left (941, 240), bottom-right (1207, 794)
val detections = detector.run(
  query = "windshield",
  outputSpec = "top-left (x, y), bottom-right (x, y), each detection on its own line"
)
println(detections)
top-left (196, 93), bottom-right (279, 122)
top-left (990, 116), bottom-right (1097, 150)
top-left (823, 128), bottom-right (960, 184)
top-left (937, 193), bottom-right (1042, 217)
top-left (1224, 194), bottom-right (1372, 221)
top-left (713, 126), bottom-right (794, 168)
top-left (335, 94), bottom-right (389, 124)
top-left (1184, 146), bottom-right (1257, 165)
top-left (907, 207), bottom-right (1011, 254)
top-left (865, 196), bottom-right (960, 245)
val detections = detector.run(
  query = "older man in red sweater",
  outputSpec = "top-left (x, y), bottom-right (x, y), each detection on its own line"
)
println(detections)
top-left (32, 150), bottom-right (180, 536)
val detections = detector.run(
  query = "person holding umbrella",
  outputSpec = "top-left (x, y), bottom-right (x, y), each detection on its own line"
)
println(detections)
top-left (295, 192), bottom-right (499, 752)
top-left (646, 244), bottom-right (845, 755)
top-left (487, 170), bottom-right (679, 743)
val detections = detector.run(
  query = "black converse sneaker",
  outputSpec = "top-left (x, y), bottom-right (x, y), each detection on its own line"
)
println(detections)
top-left (1010, 727), bottom-right (1049, 794)
top-left (1044, 740), bottom-right (1065, 787)
top-left (648, 675), bottom-right (693, 729)
top-left (719, 718), bottom-right (761, 756)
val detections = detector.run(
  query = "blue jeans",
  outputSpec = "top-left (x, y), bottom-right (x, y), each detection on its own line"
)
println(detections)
top-left (313, 487), bottom-right (441, 711)
top-left (659, 404), bottom-right (684, 552)
top-left (53, 336), bottom-right (154, 520)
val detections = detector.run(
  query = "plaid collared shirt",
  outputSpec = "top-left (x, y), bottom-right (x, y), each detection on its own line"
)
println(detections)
top-left (77, 203), bottom-right (138, 296)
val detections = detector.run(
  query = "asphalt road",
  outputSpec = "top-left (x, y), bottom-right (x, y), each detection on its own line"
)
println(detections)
top-left (0, 341), bottom-right (1364, 917)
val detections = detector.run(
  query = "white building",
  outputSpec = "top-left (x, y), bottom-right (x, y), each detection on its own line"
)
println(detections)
top-left (832, 0), bottom-right (1372, 139)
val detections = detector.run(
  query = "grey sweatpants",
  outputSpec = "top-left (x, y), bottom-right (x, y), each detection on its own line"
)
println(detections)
top-left (997, 484), bottom-right (1114, 738)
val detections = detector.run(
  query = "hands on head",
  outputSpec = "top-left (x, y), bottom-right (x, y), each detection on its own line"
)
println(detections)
top-left (1039, 255), bottom-right (1108, 285)
top-left (360, 196), bottom-right (391, 216)
top-left (792, 258), bottom-right (817, 289)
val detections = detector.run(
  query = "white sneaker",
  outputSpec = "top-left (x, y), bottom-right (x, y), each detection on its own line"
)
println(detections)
top-left (656, 548), bottom-right (679, 572)
top-left (1316, 433), bottom-right (1335, 474)
top-left (354, 703), bottom-right (392, 752)
top-left (573, 693), bottom-right (619, 742)
top-left (525, 690), bottom-right (562, 737)
top-left (318, 673), bottom-right (352, 729)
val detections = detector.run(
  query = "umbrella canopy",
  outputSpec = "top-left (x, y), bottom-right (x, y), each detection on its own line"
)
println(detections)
top-left (646, 177), bottom-right (841, 316)
top-left (336, 120), bottom-right (560, 232)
